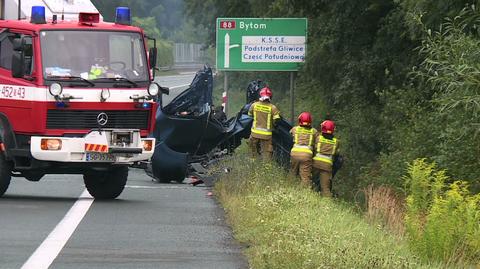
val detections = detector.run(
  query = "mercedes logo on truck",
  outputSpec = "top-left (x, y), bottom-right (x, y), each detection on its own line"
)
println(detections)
top-left (96, 112), bottom-right (108, 126)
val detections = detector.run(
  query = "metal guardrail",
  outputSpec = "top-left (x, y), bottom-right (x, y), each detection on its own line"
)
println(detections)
top-left (158, 43), bottom-right (208, 71)
top-left (174, 43), bottom-right (205, 64)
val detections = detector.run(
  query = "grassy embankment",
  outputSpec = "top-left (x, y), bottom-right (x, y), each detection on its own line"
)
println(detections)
top-left (213, 148), bottom-right (442, 269)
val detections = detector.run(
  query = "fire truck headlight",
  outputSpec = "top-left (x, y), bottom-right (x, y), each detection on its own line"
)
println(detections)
top-left (49, 83), bottom-right (63, 96)
top-left (41, 139), bottom-right (62, 151)
top-left (147, 83), bottom-right (159, 97)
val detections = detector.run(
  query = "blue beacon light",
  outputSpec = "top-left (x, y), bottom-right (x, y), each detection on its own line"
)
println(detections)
top-left (31, 6), bottom-right (46, 24)
top-left (115, 7), bottom-right (131, 25)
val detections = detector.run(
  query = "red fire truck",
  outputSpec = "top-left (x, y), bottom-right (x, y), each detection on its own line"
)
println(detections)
top-left (0, 6), bottom-right (166, 199)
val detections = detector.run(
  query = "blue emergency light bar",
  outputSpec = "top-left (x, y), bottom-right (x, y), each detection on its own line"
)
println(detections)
top-left (31, 6), bottom-right (46, 24)
top-left (115, 7), bottom-right (131, 25)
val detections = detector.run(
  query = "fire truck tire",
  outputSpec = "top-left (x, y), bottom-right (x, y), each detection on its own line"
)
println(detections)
top-left (83, 167), bottom-right (128, 199)
top-left (0, 154), bottom-right (12, 197)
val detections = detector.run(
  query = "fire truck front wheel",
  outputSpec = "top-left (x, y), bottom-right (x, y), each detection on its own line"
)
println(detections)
top-left (0, 154), bottom-right (12, 197)
top-left (83, 166), bottom-right (128, 199)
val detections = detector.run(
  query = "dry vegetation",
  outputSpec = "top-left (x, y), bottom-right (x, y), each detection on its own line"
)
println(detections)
top-left (363, 185), bottom-right (405, 235)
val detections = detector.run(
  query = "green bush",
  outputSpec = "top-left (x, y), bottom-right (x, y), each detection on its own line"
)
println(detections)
top-left (156, 39), bottom-right (174, 67)
top-left (404, 159), bottom-right (480, 266)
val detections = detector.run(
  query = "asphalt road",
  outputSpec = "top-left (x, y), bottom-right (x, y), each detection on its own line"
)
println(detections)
top-left (0, 73), bottom-right (247, 269)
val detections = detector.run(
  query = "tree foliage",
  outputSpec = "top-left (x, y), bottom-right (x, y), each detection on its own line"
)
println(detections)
top-left (92, 0), bottom-right (204, 42)
top-left (184, 0), bottom-right (480, 196)
top-left (132, 17), bottom-right (173, 67)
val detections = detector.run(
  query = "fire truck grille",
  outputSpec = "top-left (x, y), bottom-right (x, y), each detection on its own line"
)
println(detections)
top-left (47, 110), bottom-right (150, 130)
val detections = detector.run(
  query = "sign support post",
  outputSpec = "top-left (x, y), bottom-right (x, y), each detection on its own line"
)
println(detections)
top-left (290, 71), bottom-right (295, 124)
top-left (224, 72), bottom-right (229, 116)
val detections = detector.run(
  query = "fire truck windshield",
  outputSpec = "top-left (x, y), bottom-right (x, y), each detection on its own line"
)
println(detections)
top-left (40, 30), bottom-right (148, 85)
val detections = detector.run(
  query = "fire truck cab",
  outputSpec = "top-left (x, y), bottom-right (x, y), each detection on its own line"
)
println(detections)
top-left (0, 6), bottom-right (165, 199)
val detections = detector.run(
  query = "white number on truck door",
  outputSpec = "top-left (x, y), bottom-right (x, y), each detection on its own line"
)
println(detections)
top-left (1, 86), bottom-right (26, 99)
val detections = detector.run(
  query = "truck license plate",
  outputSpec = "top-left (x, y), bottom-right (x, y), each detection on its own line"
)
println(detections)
top-left (85, 152), bottom-right (115, 162)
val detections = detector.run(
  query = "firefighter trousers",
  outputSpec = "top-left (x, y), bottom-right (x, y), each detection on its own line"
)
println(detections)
top-left (249, 136), bottom-right (273, 160)
top-left (313, 168), bottom-right (332, 197)
top-left (290, 157), bottom-right (312, 186)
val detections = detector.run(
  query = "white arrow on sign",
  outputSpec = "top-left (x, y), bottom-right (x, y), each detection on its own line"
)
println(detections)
top-left (224, 33), bottom-right (239, 68)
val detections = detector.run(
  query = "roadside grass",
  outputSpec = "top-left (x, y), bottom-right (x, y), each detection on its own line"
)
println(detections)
top-left (213, 150), bottom-right (441, 269)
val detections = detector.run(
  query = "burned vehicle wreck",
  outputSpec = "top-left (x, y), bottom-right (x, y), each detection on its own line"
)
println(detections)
top-left (149, 67), bottom-right (293, 183)
top-left (149, 67), bottom-right (252, 182)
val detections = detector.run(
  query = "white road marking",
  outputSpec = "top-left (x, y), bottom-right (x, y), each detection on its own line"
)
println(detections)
top-left (169, 83), bottom-right (190, 89)
top-left (21, 190), bottom-right (94, 269)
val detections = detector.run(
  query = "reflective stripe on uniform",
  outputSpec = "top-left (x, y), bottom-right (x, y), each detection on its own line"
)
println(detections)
top-left (252, 103), bottom-right (273, 136)
top-left (313, 153), bottom-right (333, 164)
top-left (254, 104), bottom-right (272, 113)
top-left (316, 136), bottom-right (337, 154)
top-left (251, 128), bottom-right (272, 136)
top-left (292, 145), bottom-right (313, 154)
top-left (314, 137), bottom-right (337, 164)
top-left (292, 126), bottom-right (315, 154)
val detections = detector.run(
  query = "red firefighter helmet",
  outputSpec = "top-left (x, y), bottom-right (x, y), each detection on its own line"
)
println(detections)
top-left (321, 120), bottom-right (335, 134)
top-left (298, 112), bottom-right (312, 127)
top-left (259, 87), bottom-right (272, 100)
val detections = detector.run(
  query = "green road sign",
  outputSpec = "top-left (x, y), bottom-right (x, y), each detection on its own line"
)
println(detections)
top-left (216, 18), bottom-right (307, 71)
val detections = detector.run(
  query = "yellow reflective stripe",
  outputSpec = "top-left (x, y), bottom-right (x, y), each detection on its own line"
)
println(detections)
top-left (319, 136), bottom-right (336, 144)
top-left (313, 155), bottom-right (333, 164)
top-left (313, 153), bottom-right (333, 164)
top-left (267, 112), bottom-right (271, 129)
top-left (273, 114), bottom-right (281, 119)
top-left (296, 127), bottom-right (315, 134)
top-left (253, 104), bottom-right (272, 130)
top-left (251, 129), bottom-right (272, 136)
top-left (254, 104), bottom-right (272, 113)
top-left (315, 153), bottom-right (332, 160)
top-left (292, 126), bottom-right (315, 154)
top-left (253, 110), bottom-right (257, 130)
top-left (317, 136), bottom-right (337, 155)
top-left (292, 147), bottom-right (313, 154)
top-left (295, 127), bottom-right (315, 147)
top-left (294, 127), bottom-right (299, 144)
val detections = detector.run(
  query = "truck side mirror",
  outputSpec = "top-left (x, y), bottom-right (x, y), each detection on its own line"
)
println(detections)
top-left (12, 37), bottom-right (25, 78)
top-left (149, 47), bottom-right (157, 69)
top-left (160, 85), bottom-right (169, 95)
